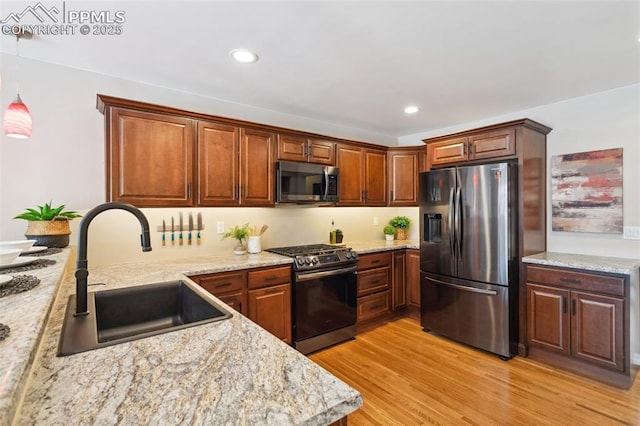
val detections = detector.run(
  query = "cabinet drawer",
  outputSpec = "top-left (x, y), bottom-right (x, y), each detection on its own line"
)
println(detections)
top-left (248, 266), bottom-right (291, 289)
top-left (358, 291), bottom-right (391, 322)
top-left (217, 291), bottom-right (245, 315)
top-left (526, 265), bottom-right (624, 297)
top-left (193, 271), bottom-right (245, 295)
top-left (358, 267), bottom-right (391, 296)
top-left (358, 252), bottom-right (392, 270)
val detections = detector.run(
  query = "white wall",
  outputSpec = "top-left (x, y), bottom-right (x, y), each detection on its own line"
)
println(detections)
top-left (400, 84), bottom-right (640, 260)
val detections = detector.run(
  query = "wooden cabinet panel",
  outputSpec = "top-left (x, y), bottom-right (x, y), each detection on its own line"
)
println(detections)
top-left (336, 144), bottom-right (364, 205)
top-left (109, 108), bottom-right (195, 206)
top-left (364, 149), bottom-right (387, 206)
top-left (248, 283), bottom-right (292, 343)
top-left (197, 121), bottom-right (239, 206)
top-left (277, 135), bottom-right (335, 165)
top-left (358, 252), bottom-right (391, 270)
top-left (427, 137), bottom-right (468, 166)
top-left (193, 270), bottom-right (245, 295)
top-left (308, 139), bottom-right (335, 165)
top-left (469, 128), bottom-right (515, 160)
top-left (217, 291), bottom-right (245, 314)
top-left (240, 128), bottom-right (276, 206)
top-left (247, 266), bottom-right (291, 289)
top-left (527, 284), bottom-right (570, 355)
top-left (358, 267), bottom-right (391, 297)
top-left (393, 251), bottom-right (407, 309)
top-left (388, 150), bottom-right (419, 206)
top-left (358, 291), bottom-right (391, 322)
top-left (572, 291), bottom-right (624, 371)
top-left (526, 265), bottom-right (624, 297)
top-left (406, 249), bottom-right (420, 308)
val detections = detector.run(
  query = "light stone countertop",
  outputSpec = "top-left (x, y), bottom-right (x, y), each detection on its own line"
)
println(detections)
top-left (522, 251), bottom-right (640, 275)
top-left (347, 239), bottom-right (419, 254)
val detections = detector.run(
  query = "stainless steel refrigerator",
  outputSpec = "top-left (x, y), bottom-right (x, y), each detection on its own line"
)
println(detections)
top-left (419, 162), bottom-right (518, 359)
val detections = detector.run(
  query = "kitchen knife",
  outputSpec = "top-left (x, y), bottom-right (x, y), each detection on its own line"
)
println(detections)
top-left (162, 219), bottom-right (166, 246)
top-left (179, 212), bottom-right (184, 246)
top-left (171, 217), bottom-right (175, 245)
top-left (197, 212), bottom-right (202, 245)
top-left (188, 213), bottom-right (193, 245)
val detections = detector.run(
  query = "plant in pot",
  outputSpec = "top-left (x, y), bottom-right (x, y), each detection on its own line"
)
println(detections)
top-left (14, 202), bottom-right (82, 248)
top-left (383, 225), bottom-right (396, 242)
top-left (222, 223), bottom-right (251, 255)
top-left (335, 229), bottom-right (344, 244)
top-left (389, 216), bottom-right (411, 240)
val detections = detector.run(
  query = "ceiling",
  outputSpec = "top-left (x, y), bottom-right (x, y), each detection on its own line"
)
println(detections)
top-left (1, 1), bottom-right (639, 139)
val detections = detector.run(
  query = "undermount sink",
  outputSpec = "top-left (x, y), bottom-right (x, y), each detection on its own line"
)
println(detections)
top-left (58, 280), bottom-right (232, 356)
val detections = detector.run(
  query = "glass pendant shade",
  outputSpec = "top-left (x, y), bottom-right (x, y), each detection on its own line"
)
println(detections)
top-left (3, 94), bottom-right (32, 139)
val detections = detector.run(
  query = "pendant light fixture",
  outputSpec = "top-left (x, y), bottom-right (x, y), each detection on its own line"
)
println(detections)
top-left (3, 31), bottom-right (32, 139)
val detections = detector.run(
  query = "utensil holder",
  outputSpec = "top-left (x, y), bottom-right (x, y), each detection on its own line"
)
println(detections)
top-left (247, 236), bottom-right (262, 254)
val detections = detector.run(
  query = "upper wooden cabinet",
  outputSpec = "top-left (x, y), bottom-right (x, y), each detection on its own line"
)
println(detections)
top-left (106, 108), bottom-right (195, 206)
top-left (277, 134), bottom-right (335, 165)
top-left (240, 128), bottom-right (276, 206)
top-left (336, 143), bottom-right (387, 206)
top-left (388, 147), bottom-right (424, 206)
top-left (198, 121), bottom-right (239, 206)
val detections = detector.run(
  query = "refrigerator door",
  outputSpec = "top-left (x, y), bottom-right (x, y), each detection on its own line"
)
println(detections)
top-left (456, 163), bottom-right (512, 286)
top-left (419, 168), bottom-right (456, 276)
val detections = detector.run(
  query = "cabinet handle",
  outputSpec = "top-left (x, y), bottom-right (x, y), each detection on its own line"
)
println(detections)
top-left (215, 282), bottom-right (232, 288)
top-left (571, 299), bottom-right (577, 315)
top-left (560, 277), bottom-right (580, 284)
top-left (562, 296), bottom-right (567, 314)
top-left (265, 276), bottom-right (278, 281)
top-left (371, 304), bottom-right (380, 310)
top-left (371, 279), bottom-right (381, 285)
top-left (390, 190), bottom-right (394, 201)
top-left (187, 182), bottom-right (192, 198)
top-left (265, 288), bottom-right (281, 294)
top-left (241, 184), bottom-right (246, 199)
top-left (307, 143), bottom-right (313, 158)
top-left (371, 260), bottom-right (380, 264)
top-left (235, 184), bottom-right (239, 199)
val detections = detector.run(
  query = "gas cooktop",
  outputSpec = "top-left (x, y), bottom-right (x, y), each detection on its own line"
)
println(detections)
top-left (266, 244), bottom-right (357, 271)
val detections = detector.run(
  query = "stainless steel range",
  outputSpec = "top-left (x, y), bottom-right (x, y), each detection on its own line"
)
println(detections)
top-left (267, 244), bottom-right (358, 354)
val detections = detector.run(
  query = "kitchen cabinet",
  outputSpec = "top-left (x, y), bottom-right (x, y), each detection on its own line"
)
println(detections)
top-left (277, 134), bottom-right (335, 165)
top-left (357, 252), bottom-right (392, 322)
top-left (392, 250), bottom-right (407, 309)
top-left (388, 147), bottom-right (424, 206)
top-left (336, 143), bottom-right (387, 206)
top-left (426, 128), bottom-right (515, 168)
top-left (104, 107), bottom-right (195, 206)
top-left (190, 265), bottom-right (292, 343)
top-left (406, 249), bottom-right (420, 315)
top-left (240, 128), bottom-right (277, 206)
top-left (526, 264), bottom-right (631, 387)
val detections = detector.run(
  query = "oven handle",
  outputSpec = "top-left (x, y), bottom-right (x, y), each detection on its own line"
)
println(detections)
top-left (295, 265), bottom-right (358, 282)
top-left (426, 275), bottom-right (498, 295)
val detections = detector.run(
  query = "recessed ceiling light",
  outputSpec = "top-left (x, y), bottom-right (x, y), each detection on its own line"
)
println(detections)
top-left (230, 49), bottom-right (259, 63)
top-left (404, 105), bottom-right (419, 114)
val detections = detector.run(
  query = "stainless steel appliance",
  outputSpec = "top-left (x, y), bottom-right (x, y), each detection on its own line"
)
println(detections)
top-left (276, 160), bottom-right (338, 205)
top-left (419, 162), bottom-right (518, 359)
top-left (266, 244), bottom-right (358, 354)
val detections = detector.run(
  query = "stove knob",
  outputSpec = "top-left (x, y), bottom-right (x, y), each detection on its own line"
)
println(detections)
top-left (304, 257), bottom-right (311, 265)
top-left (351, 252), bottom-right (358, 260)
top-left (346, 252), bottom-right (352, 259)
top-left (311, 256), bottom-right (319, 264)
top-left (296, 258), bottom-right (304, 266)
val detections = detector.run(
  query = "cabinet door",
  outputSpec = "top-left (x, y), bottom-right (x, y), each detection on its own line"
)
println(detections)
top-left (217, 291), bottom-right (246, 315)
top-left (307, 139), bottom-right (335, 165)
top-left (248, 283), bottom-right (292, 343)
top-left (109, 108), bottom-right (194, 206)
top-left (392, 250), bottom-right (407, 309)
top-left (427, 137), bottom-right (468, 167)
top-left (406, 249), bottom-right (420, 308)
top-left (197, 121), bottom-right (240, 206)
top-left (527, 284), bottom-right (570, 355)
top-left (277, 134), bottom-right (307, 162)
top-left (240, 128), bottom-right (276, 206)
top-left (469, 128), bottom-right (515, 161)
top-left (336, 144), bottom-right (364, 205)
top-left (571, 291), bottom-right (624, 371)
top-left (388, 150), bottom-right (419, 206)
top-left (364, 149), bottom-right (387, 206)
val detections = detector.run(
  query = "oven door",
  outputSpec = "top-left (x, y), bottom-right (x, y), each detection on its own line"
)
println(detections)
top-left (294, 265), bottom-right (357, 342)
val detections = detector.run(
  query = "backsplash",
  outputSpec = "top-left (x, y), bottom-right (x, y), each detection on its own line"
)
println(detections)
top-left (68, 206), bottom-right (419, 266)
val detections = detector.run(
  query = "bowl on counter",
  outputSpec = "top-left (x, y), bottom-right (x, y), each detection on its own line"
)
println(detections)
top-left (0, 249), bottom-right (22, 266)
top-left (0, 240), bottom-right (36, 252)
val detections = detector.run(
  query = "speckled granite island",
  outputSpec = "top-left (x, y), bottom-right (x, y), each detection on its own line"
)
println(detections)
top-left (4, 250), bottom-right (363, 426)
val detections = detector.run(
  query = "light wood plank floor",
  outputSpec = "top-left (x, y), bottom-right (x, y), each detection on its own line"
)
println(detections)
top-left (309, 317), bottom-right (640, 425)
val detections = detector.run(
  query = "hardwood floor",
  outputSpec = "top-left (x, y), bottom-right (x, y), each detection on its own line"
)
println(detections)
top-left (310, 317), bottom-right (640, 425)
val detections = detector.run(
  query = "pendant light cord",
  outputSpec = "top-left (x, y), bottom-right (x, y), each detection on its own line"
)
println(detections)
top-left (15, 35), bottom-right (21, 95)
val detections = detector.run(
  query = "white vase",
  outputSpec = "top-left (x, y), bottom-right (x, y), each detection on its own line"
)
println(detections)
top-left (385, 234), bottom-right (394, 242)
top-left (247, 236), bottom-right (262, 254)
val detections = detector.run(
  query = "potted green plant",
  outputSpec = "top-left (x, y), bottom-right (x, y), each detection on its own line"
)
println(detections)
top-left (383, 225), bottom-right (396, 242)
top-left (389, 216), bottom-right (411, 240)
top-left (14, 202), bottom-right (82, 248)
top-left (335, 229), bottom-right (344, 244)
top-left (222, 223), bottom-right (251, 255)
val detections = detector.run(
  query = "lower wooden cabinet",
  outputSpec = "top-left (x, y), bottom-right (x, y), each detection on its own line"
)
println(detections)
top-left (357, 252), bottom-right (392, 323)
top-left (392, 251), bottom-right (407, 309)
top-left (406, 249), bottom-right (420, 309)
top-left (525, 263), bottom-right (630, 387)
top-left (248, 283), bottom-right (292, 343)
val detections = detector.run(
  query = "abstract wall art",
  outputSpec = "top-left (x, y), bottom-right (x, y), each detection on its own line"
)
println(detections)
top-left (551, 148), bottom-right (623, 234)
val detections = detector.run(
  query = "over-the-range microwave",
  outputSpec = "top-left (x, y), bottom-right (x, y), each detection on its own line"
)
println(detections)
top-left (276, 160), bottom-right (338, 205)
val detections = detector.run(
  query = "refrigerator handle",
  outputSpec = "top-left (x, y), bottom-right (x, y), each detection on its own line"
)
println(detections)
top-left (455, 187), bottom-right (462, 258)
top-left (448, 187), bottom-right (455, 257)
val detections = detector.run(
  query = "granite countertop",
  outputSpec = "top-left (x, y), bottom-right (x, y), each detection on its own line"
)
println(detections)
top-left (523, 251), bottom-right (640, 275)
top-left (347, 239), bottom-right (419, 254)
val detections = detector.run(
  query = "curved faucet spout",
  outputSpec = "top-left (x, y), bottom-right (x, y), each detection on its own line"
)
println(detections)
top-left (75, 202), bottom-right (152, 316)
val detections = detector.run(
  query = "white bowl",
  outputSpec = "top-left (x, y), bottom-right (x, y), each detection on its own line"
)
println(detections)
top-left (0, 240), bottom-right (36, 252)
top-left (0, 249), bottom-right (22, 266)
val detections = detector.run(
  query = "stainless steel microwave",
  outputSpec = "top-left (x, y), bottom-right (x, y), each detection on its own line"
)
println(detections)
top-left (276, 160), bottom-right (338, 205)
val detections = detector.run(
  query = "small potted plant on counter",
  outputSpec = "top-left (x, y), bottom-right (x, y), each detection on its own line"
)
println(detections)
top-left (383, 225), bottom-right (396, 242)
top-left (335, 229), bottom-right (344, 244)
top-left (389, 216), bottom-right (411, 240)
top-left (222, 223), bottom-right (251, 255)
top-left (14, 201), bottom-right (82, 248)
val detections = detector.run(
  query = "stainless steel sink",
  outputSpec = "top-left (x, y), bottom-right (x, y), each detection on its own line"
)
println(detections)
top-left (58, 280), bottom-right (232, 356)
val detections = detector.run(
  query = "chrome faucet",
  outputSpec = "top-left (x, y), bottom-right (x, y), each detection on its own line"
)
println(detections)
top-left (74, 202), bottom-right (152, 316)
